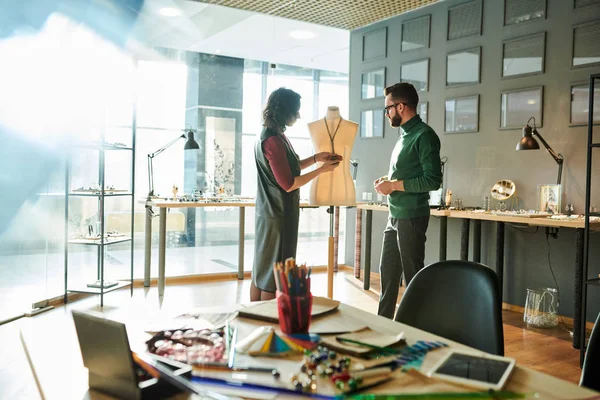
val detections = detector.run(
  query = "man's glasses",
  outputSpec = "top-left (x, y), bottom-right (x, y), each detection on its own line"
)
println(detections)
top-left (384, 103), bottom-right (402, 115)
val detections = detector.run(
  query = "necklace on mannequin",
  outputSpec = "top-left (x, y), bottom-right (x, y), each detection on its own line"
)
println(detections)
top-left (323, 117), bottom-right (343, 153)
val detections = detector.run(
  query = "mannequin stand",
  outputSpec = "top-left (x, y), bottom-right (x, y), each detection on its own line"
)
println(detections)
top-left (327, 206), bottom-right (334, 299)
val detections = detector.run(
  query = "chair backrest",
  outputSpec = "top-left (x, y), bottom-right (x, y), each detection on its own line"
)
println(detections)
top-left (394, 260), bottom-right (504, 355)
top-left (581, 312), bottom-right (600, 391)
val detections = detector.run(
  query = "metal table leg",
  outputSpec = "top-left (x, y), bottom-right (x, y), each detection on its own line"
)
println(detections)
top-left (144, 205), bottom-right (152, 287)
top-left (364, 210), bottom-right (373, 290)
top-left (473, 220), bottom-right (482, 263)
top-left (238, 207), bottom-right (245, 280)
top-left (439, 216), bottom-right (447, 261)
top-left (158, 207), bottom-right (167, 297)
top-left (460, 219), bottom-right (470, 261)
top-left (574, 228), bottom-right (584, 349)
top-left (496, 222), bottom-right (505, 301)
top-left (354, 209), bottom-right (362, 278)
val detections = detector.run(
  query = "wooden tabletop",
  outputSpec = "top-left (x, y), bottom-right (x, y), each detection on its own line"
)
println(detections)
top-left (144, 302), bottom-right (596, 399)
top-left (449, 210), bottom-right (600, 229)
top-left (146, 200), bottom-right (256, 208)
top-left (19, 301), bottom-right (596, 399)
top-left (146, 200), bottom-right (344, 209)
top-left (356, 203), bottom-right (450, 217)
top-left (356, 203), bottom-right (600, 229)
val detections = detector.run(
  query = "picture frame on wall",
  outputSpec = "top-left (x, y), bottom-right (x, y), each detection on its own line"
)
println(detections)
top-left (362, 27), bottom-right (388, 62)
top-left (574, 0), bottom-right (600, 9)
top-left (570, 83), bottom-right (600, 125)
top-left (504, 0), bottom-right (546, 26)
top-left (446, 47), bottom-right (481, 87)
top-left (361, 68), bottom-right (386, 99)
top-left (418, 102), bottom-right (428, 124)
top-left (444, 95), bottom-right (479, 134)
top-left (502, 32), bottom-right (546, 78)
top-left (500, 86), bottom-right (543, 129)
top-left (572, 20), bottom-right (600, 68)
top-left (360, 109), bottom-right (385, 138)
top-left (401, 58), bottom-right (429, 92)
top-left (447, 0), bottom-right (483, 41)
top-left (401, 14), bottom-right (431, 51)
top-left (538, 184), bottom-right (561, 214)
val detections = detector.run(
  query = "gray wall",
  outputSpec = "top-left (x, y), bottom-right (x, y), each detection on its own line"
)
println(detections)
top-left (346, 0), bottom-right (600, 321)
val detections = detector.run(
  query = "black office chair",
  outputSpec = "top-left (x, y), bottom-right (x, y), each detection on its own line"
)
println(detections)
top-left (394, 260), bottom-right (504, 356)
top-left (580, 312), bottom-right (600, 391)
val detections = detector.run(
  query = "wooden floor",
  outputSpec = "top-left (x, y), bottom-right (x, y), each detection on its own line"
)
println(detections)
top-left (0, 269), bottom-right (587, 399)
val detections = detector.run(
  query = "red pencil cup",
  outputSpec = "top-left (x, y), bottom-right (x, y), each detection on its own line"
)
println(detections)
top-left (276, 291), bottom-right (313, 334)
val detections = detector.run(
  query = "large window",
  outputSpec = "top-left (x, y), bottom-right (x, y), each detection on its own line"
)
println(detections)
top-left (0, 32), bottom-right (349, 318)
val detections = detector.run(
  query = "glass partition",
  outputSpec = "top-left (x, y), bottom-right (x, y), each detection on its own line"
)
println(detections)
top-left (0, 5), bottom-right (349, 320)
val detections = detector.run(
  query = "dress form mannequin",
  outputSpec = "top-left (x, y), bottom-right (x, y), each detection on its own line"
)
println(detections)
top-left (308, 106), bottom-right (358, 206)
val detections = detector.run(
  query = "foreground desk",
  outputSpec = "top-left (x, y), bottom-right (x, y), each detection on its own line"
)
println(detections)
top-left (355, 206), bottom-right (600, 349)
top-left (144, 200), bottom-right (339, 297)
top-left (29, 302), bottom-right (596, 399)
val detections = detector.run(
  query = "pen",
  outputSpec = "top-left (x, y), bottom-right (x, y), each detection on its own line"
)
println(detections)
top-left (228, 326), bottom-right (238, 369)
top-left (193, 362), bottom-right (279, 375)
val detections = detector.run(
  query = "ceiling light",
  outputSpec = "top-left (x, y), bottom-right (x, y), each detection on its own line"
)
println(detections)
top-left (159, 7), bottom-right (181, 17)
top-left (527, 100), bottom-right (536, 105)
top-left (289, 30), bottom-right (317, 40)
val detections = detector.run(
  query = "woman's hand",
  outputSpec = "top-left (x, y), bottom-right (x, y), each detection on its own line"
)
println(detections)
top-left (315, 152), bottom-right (343, 164)
top-left (320, 161), bottom-right (340, 173)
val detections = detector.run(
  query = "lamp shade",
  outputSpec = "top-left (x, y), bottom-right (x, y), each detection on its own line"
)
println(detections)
top-left (184, 131), bottom-right (200, 150)
top-left (516, 124), bottom-right (540, 151)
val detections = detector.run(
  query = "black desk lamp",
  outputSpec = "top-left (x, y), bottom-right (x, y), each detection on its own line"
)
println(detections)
top-left (517, 117), bottom-right (564, 185)
top-left (147, 130), bottom-right (200, 200)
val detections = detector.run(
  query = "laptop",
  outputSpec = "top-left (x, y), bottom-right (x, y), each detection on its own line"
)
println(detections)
top-left (72, 310), bottom-right (144, 400)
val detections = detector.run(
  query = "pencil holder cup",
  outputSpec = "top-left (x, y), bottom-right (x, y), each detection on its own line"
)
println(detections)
top-left (276, 291), bottom-right (313, 334)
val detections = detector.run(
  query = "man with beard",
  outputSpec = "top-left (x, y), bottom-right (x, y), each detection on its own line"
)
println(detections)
top-left (373, 82), bottom-right (443, 320)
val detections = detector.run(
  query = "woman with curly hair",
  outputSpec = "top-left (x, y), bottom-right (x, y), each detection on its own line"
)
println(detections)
top-left (251, 87), bottom-right (342, 301)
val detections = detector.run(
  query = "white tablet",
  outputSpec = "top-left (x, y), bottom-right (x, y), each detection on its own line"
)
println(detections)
top-left (427, 349), bottom-right (516, 391)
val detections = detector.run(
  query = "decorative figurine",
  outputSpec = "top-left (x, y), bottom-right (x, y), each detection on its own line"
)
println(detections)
top-left (499, 201), bottom-right (507, 212)
top-left (445, 189), bottom-right (452, 208)
top-left (566, 204), bottom-right (574, 216)
top-left (172, 185), bottom-right (178, 200)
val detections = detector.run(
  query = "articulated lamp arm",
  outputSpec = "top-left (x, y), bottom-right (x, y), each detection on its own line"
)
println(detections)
top-left (525, 117), bottom-right (564, 185)
top-left (147, 134), bottom-right (186, 199)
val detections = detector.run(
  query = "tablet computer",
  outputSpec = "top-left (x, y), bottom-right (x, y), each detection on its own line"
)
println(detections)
top-left (427, 349), bottom-right (516, 390)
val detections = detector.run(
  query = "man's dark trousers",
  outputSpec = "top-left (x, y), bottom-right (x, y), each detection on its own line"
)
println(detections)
top-left (377, 215), bottom-right (429, 319)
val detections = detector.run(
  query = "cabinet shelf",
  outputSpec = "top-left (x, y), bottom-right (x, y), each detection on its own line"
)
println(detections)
top-left (68, 237), bottom-right (132, 246)
top-left (68, 191), bottom-right (132, 197)
top-left (585, 278), bottom-right (600, 287)
top-left (65, 87), bottom-right (135, 308)
top-left (67, 280), bottom-right (131, 294)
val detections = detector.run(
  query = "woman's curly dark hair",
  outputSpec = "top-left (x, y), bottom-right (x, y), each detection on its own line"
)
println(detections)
top-left (263, 87), bottom-right (301, 133)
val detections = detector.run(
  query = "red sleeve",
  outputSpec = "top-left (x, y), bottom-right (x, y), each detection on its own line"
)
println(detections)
top-left (263, 136), bottom-right (294, 191)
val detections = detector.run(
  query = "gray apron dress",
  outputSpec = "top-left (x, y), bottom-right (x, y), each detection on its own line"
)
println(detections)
top-left (252, 128), bottom-right (301, 292)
